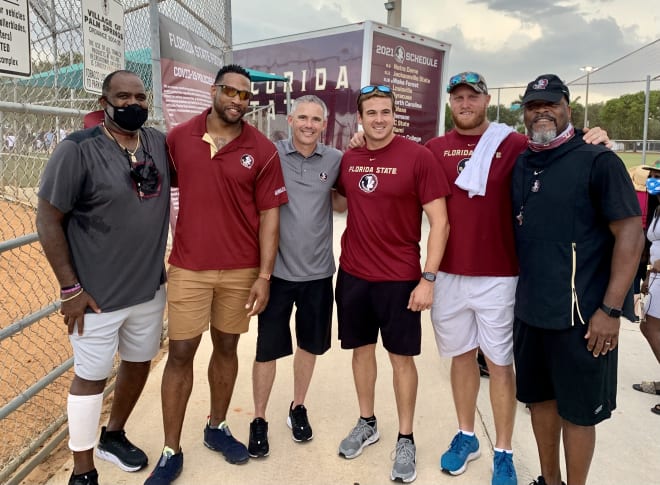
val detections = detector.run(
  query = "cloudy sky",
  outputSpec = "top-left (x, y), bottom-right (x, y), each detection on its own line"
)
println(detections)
top-left (231, 0), bottom-right (659, 104)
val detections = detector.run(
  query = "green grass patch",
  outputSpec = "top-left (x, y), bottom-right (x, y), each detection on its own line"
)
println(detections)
top-left (616, 151), bottom-right (660, 169)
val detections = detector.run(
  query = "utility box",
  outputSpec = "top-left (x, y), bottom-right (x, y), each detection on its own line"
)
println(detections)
top-left (233, 21), bottom-right (451, 150)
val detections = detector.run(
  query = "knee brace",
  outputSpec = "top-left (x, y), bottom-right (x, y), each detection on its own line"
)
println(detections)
top-left (67, 393), bottom-right (103, 451)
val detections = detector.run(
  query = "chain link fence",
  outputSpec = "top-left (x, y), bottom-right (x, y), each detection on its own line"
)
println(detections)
top-left (0, 1), bottom-right (229, 483)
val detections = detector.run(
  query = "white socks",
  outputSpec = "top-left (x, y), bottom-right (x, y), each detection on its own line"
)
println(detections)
top-left (67, 393), bottom-right (103, 451)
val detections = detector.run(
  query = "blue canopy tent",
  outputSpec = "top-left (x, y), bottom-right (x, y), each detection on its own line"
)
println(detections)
top-left (12, 48), bottom-right (288, 88)
top-left (12, 50), bottom-right (291, 132)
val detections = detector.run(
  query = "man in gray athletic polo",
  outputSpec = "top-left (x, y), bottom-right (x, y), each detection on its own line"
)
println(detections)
top-left (248, 95), bottom-right (344, 457)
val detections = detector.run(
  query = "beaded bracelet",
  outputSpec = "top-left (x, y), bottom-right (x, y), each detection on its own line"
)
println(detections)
top-left (60, 289), bottom-right (84, 302)
top-left (61, 283), bottom-right (82, 295)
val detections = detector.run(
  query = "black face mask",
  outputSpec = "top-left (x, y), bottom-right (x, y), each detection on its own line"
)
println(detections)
top-left (105, 100), bottom-right (149, 132)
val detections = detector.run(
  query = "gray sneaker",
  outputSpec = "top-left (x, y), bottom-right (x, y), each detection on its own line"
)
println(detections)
top-left (338, 418), bottom-right (380, 459)
top-left (390, 438), bottom-right (416, 483)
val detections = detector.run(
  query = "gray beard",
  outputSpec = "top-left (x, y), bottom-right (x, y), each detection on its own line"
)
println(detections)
top-left (531, 128), bottom-right (557, 144)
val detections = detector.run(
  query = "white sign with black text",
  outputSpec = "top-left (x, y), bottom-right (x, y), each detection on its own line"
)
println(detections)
top-left (81, 0), bottom-right (124, 93)
top-left (0, 0), bottom-right (31, 78)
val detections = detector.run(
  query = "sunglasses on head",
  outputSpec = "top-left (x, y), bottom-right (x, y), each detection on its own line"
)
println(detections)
top-left (447, 72), bottom-right (483, 92)
top-left (215, 84), bottom-right (253, 101)
top-left (359, 85), bottom-right (393, 95)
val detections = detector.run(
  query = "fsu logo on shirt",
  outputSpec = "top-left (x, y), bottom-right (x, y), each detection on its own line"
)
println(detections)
top-left (240, 154), bottom-right (254, 169)
top-left (359, 173), bottom-right (378, 193)
top-left (457, 157), bottom-right (470, 174)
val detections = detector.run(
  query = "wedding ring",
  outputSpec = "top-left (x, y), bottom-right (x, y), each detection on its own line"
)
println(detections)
top-left (605, 341), bottom-right (611, 345)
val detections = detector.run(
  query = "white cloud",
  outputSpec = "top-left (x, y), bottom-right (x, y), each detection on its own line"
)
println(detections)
top-left (231, 0), bottom-right (658, 104)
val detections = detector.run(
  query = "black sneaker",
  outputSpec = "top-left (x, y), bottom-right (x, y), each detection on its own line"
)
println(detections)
top-left (95, 426), bottom-right (148, 472)
top-left (287, 402), bottom-right (313, 442)
top-left (248, 418), bottom-right (270, 458)
top-left (68, 469), bottom-right (98, 485)
top-left (529, 476), bottom-right (566, 485)
top-left (144, 447), bottom-right (183, 485)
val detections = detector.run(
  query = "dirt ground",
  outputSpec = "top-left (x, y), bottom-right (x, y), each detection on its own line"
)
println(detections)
top-left (0, 197), bottom-right (71, 481)
top-left (0, 196), bottom-right (171, 483)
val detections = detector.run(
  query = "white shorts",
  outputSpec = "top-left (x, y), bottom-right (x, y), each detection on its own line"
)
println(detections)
top-left (430, 273), bottom-right (517, 366)
top-left (644, 272), bottom-right (660, 319)
top-left (69, 285), bottom-right (166, 381)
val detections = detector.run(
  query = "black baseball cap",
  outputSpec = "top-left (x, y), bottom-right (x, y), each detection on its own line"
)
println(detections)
top-left (522, 74), bottom-right (570, 104)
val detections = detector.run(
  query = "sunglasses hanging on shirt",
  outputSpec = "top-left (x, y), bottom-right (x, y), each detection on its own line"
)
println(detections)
top-left (103, 124), bottom-right (162, 200)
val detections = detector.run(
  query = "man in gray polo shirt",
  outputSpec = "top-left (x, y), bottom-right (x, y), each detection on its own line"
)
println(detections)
top-left (248, 95), bottom-right (344, 457)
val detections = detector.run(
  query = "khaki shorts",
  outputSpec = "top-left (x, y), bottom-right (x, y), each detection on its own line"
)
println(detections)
top-left (167, 265), bottom-right (258, 340)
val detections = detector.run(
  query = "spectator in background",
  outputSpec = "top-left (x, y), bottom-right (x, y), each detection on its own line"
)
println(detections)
top-left (629, 164), bottom-right (650, 320)
top-left (633, 161), bottom-right (660, 410)
top-left (4, 132), bottom-right (16, 151)
top-left (44, 129), bottom-right (55, 152)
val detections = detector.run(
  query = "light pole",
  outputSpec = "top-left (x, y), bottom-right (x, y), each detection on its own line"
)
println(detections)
top-left (384, 0), bottom-right (402, 27)
top-left (580, 66), bottom-right (597, 128)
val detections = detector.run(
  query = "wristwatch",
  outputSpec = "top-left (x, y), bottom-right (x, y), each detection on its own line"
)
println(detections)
top-left (258, 272), bottom-right (271, 281)
top-left (421, 272), bottom-right (436, 282)
top-left (600, 303), bottom-right (622, 318)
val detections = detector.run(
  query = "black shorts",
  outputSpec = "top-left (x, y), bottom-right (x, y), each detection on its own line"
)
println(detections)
top-left (335, 267), bottom-right (421, 356)
top-left (255, 276), bottom-right (333, 362)
top-left (513, 317), bottom-right (617, 426)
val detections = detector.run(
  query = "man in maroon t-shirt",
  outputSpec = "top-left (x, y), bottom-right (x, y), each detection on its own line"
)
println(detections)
top-left (335, 85), bottom-right (450, 483)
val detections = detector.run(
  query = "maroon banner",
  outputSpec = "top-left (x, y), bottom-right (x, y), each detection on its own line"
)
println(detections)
top-left (159, 15), bottom-right (221, 129)
top-left (233, 30), bottom-right (364, 151)
top-left (370, 31), bottom-right (444, 144)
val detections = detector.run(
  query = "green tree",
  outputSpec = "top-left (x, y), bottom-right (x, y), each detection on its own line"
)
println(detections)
top-left (444, 103), bottom-right (524, 132)
top-left (600, 91), bottom-right (660, 140)
top-left (487, 104), bottom-right (522, 130)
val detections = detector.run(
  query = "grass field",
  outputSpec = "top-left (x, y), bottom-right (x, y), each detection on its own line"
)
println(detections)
top-left (617, 151), bottom-right (660, 169)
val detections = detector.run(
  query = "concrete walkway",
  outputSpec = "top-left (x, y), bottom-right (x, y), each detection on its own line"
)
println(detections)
top-left (44, 214), bottom-right (660, 484)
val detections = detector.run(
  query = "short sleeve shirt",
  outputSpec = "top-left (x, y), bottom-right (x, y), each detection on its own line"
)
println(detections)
top-left (425, 130), bottom-right (528, 276)
top-left (38, 126), bottom-right (170, 312)
top-left (337, 135), bottom-right (450, 281)
top-left (167, 110), bottom-right (288, 270)
top-left (274, 139), bottom-right (342, 281)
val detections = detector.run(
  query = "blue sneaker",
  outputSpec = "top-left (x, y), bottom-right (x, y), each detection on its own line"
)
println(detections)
top-left (492, 450), bottom-right (517, 485)
top-left (204, 423), bottom-right (249, 464)
top-left (440, 431), bottom-right (480, 475)
top-left (144, 447), bottom-right (183, 485)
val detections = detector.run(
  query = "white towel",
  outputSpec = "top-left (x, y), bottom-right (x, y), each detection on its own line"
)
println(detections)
top-left (454, 122), bottom-right (515, 198)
